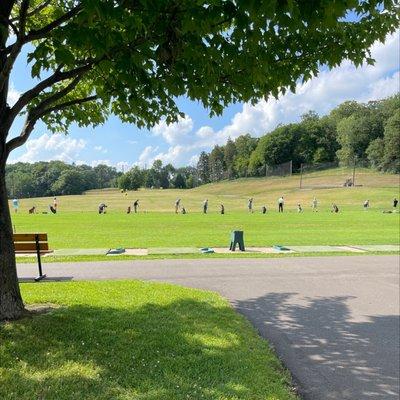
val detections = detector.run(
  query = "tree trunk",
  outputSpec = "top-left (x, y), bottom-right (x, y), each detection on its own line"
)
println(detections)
top-left (0, 161), bottom-right (25, 320)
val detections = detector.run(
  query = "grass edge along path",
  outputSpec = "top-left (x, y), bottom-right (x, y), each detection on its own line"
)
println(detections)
top-left (15, 250), bottom-right (400, 264)
top-left (0, 280), bottom-right (298, 400)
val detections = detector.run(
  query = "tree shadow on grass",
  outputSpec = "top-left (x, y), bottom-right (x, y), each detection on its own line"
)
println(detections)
top-left (0, 298), bottom-right (296, 400)
top-left (235, 293), bottom-right (399, 400)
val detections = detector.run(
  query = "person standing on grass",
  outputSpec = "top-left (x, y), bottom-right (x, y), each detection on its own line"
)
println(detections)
top-left (203, 199), bottom-right (208, 214)
top-left (363, 199), bottom-right (370, 210)
top-left (175, 198), bottom-right (181, 214)
top-left (12, 198), bottom-right (19, 213)
top-left (53, 197), bottom-right (58, 210)
top-left (311, 197), bottom-right (318, 212)
top-left (393, 198), bottom-right (398, 208)
top-left (133, 199), bottom-right (139, 213)
top-left (278, 196), bottom-right (284, 212)
top-left (220, 204), bottom-right (225, 214)
top-left (297, 203), bottom-right (303, 213)
top-left (248, 198), bottom-right (253, 213)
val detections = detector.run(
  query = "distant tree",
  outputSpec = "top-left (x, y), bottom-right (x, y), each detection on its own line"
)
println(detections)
top-left (51, 170), bottom-right (87, 195)
top-left (173, 173), bottom-right (186, 189)
top-left (233, 134), bottom-right (258, 177)
top-left (93, 164), bottom-right (118, 188)
top-left (197, 152), bottom-right (210, 184)
top-left (209, 145), bottom-right (225, 181)
top-left (336, 108), bottom-right (384, 165)
top-left (224, 138), bottom-right (236, 179)
top-left (367, 109), bottom-right (400, 173)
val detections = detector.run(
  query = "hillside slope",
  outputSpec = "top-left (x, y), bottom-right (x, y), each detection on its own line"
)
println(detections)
top-left (10, 168), bottom-right (399, 213)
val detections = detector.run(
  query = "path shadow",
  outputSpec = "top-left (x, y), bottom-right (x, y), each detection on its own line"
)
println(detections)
top-left (235, 292), bottom-right (400, 399)
top-left (18, 277), bottom-right (73, 282)
top-left (0, 298), bottom-right (294, 400)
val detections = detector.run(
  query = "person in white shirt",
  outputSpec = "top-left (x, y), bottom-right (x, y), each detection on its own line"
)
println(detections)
top-left (311, 197), bottom-right (318, 211)
top-left (278, 196), bottom-right (284, 212)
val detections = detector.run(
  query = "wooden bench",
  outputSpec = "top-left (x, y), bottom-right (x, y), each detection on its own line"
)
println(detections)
top-left (13, 233), bottom-right (50, 281)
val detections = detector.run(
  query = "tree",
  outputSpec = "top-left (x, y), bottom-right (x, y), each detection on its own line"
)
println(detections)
top-left (209, 145), bottom-right (225, 181)
top-left (173, 173), bottom-right (186, 189)
top-left (196, 152), bottom-right (210, 184)
top-left (368, 110), bottom-right (400, 173)
top-left (51, 169), bottom-right (87, 195)
top-left (224, 138), bottom-right (236, 179)
top-left (233, 134), bottom-right (258, 177)
top-left (0, 1), bottom-right (398, 319)
top-left (118, 166), bottom-right (144, 190)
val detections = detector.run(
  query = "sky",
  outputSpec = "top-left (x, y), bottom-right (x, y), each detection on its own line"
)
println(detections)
top-left (7, 30), bottom-right (400, 171)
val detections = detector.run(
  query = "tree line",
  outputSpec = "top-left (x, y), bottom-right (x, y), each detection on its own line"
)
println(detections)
top-left (6, 95), bottom-right (399, 197)
top-left (5, 162), bottom-right (121, 198)
top-left (195, 95), bottom-right (399, 184)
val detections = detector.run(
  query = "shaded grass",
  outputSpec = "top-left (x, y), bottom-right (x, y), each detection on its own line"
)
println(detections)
top-left (0, 281), bottom-right (297, 400)
top-left (11, 210), bottom-right (400, 249)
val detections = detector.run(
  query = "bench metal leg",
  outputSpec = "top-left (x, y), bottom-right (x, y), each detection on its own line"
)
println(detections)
top-left (35, 234), bottom-right (46, 282)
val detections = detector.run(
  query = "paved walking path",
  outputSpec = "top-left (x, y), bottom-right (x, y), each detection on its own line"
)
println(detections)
top-left (17, 255), bottom-right (400, 400)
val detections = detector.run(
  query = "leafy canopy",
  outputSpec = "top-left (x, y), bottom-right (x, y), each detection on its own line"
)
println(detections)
top-left (1, 0), bottom-right (399, 148)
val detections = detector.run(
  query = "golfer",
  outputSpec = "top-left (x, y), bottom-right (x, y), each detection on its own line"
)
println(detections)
top-left (12, 198), bottom-right (19, 213)
top-left (175, 198), bottom-right (181, 213)
top-left (133, 199), bottom-right (139, 213)
top-left (311, 197), bottom-right (318, 211)
top-left (248, 198), bottom-right (253, 213)
top-left (203, 199), bottom-right (208, 214)
top-left (278, 196), bottom-right (284, 212)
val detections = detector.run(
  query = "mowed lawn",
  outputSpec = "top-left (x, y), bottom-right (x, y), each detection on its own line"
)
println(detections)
top-left (0, 281), bottom-right (296, 400)
top-left (11, 210), bottom-right (399, 249)
top-left (9, 168), bottom-right (399, 249)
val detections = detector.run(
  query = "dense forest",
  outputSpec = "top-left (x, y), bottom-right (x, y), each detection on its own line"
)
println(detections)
top-left (5, 95), bottom-right (399, 197)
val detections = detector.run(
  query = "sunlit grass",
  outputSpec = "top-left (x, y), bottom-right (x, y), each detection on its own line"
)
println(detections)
top-left (0, 281), bottom-right (297, 400)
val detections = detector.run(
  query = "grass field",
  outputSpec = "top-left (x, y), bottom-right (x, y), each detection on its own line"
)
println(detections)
top-left (0, 281), bottom-right (296, 400)
top-left (9, 168), bottom-right (399, 250)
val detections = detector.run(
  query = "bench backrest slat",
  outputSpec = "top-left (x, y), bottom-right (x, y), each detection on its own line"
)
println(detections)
top-left (13, 233), bottom-right (48, 242)
top-left (14, 242), bottom-right (49, 252)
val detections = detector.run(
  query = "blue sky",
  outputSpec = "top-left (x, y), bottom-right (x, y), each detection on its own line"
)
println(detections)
top-left (7, 31), bottom-right (399, 171)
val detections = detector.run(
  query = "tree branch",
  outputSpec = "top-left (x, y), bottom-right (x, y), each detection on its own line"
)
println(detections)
top-left (1, 3), bottom-right (82, 55)
top-left (5, 112), bottom-right (38, 156)
top-left (5, 93), bottom-right (98, 156)
top-left (9, 62), bottom-right (93, 120)
top-left (30, 74), bottom-right (83, 115)
top-left (10, 0), bottom-right (52, 22)
top-left (0, 15), bottom-right (18, 36)
top-left (0, 0), bottom-right (30, 93)
top-left (42, 94), bottom-right (98, 115)
top-left (24, 3), bottom-right (82, 42)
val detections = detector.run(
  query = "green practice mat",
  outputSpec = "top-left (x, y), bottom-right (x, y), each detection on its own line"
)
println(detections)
top-left (52, 248), bottom-right (110, 256)
top-left (148, 247), bottom-right (198, 255)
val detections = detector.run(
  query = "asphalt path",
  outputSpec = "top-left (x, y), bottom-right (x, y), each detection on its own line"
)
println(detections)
top-left (17, 255), bottom-right (400, 400)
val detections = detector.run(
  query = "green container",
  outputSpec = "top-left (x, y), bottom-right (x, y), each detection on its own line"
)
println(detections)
top-left (229, 231), bottom-right (245, 251)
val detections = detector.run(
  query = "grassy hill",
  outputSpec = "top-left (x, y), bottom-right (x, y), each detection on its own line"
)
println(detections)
top-left (7, 168), bottom-right (399, 251)
top-left (9, 167), bottom-right (399, 213)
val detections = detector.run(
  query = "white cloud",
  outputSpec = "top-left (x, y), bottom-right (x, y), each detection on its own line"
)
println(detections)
top-left (134, 145), bottom-right (159, 167)
top-left (94, 145), bottom-right (107, 154)
top-left (10, 133), bottom-right (86, 163)
top-left (7, 83), bottom-right (20, 106)
top-left (160, 30), bottom-right (400, 166)
top-left (116, 161), bottom-right (131, 172)
top-left (152, 115), bottom-right (193, 144)
top-left (90, 159), bottom-right (112, 167)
